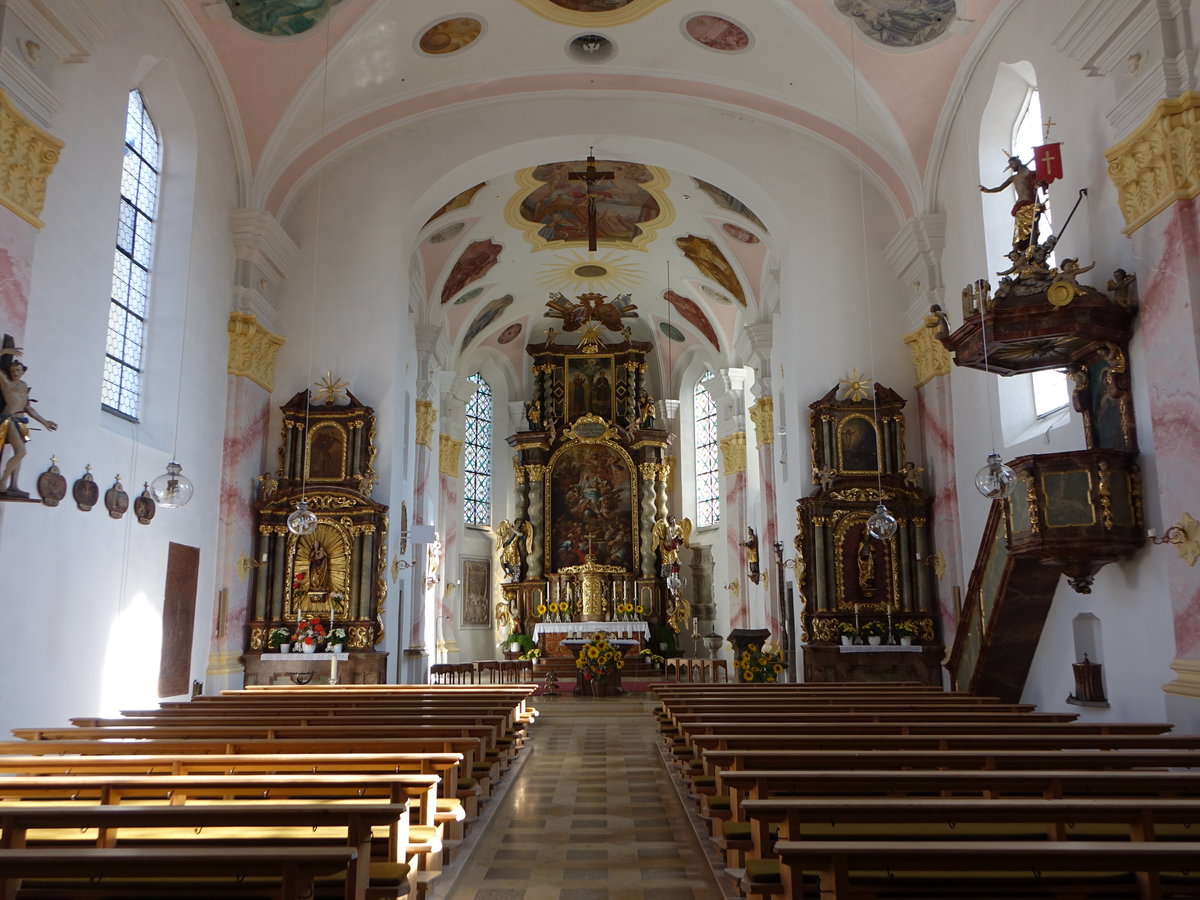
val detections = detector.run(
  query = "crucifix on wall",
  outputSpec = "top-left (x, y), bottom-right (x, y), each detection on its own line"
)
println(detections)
top-left (568, 150), bottom-right (613, 251)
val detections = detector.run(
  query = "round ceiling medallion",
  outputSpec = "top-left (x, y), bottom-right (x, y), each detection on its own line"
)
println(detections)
top-left (418, 17), bottom-right (483, 55)
top-left (683, 15), bottom-right (751, 52)
top-left (497, 323), bottom-right (523, 344)
top-left (721, 222), bottom-right (760, 243)
top-left (568, 33), bottom-right (615, 62)
top-left (574, 264), bottom-right (608, 277)
top-left (658, 322), bottom-right (685, 342)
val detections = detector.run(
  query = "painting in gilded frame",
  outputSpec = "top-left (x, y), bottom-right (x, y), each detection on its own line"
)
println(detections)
top-left (565, 356), bottom-right (616, 422)
top-left (548, 442), bottom-right (634, 572)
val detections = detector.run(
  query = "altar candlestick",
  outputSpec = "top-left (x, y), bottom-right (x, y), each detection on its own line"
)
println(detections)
top-left (853, 603), bottom-right (860, 635)
top-left (329, 652), bottom-right (338, 684)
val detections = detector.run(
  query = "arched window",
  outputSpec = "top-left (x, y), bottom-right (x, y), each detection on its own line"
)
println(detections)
top-left (463, 372), bottom-right (492, 526)
top-left (694, 370), bottom-right (720, 527)
top-left (103, 90), bottom-right (159, 420)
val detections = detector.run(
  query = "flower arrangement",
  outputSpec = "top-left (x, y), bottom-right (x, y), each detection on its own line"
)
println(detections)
top-left (292, 615), bottom-right (327, 648)
top-left (536, 601), bottom-right (572, 623)
top-left (639, 647), bottom-right (665, 666)
top-left (835, 621), bottom-right (858, 638)
top-left (859, 619), bottom-right (887, 638)
top-left (614, 601), bottom-right (646, 622)
top-left (575, 631), bottom-right (625, 682)
top-left (734, 642), bottom-right (785, 683)
top-left (267, 626), bottom-right (292, 649)
top-left (291, 572), bottom-right (307, 595)
top-left (893, 620), bottom-right (921, 639)
top-left (327, 626), bottom-right (348, 647)
top-left (520, 647), bottom-right (543, 661)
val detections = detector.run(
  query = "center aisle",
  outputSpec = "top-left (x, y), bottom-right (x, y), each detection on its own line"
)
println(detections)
top-left (430, 694), bottom-right (729, 900)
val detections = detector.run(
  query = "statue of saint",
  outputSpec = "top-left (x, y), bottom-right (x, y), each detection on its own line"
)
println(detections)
top-left (744, 527), bottom-right (761, 584)
top-left (980, 155), bottom-right (1042, 252)
top-left (306, 540), bottom-right (332, 593)
top-left (497, 518), bottom-right (533, 582)
top-left (856, 530), bottom-right (876, 597)
top-left (0, 337), bottom-right (58, 499)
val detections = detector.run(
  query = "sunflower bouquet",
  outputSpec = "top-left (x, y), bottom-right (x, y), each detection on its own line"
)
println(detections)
top-left (575, 631), bottom-right (625, 682)
top-left (734, 641), bottom-right (785, 683)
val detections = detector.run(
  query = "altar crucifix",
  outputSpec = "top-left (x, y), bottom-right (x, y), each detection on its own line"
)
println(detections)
top-left (569, 150), bottom-right (613, 251)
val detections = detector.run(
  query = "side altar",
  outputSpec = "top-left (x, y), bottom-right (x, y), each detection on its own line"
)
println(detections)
top-left (496, 295), bottom-right (686, 653)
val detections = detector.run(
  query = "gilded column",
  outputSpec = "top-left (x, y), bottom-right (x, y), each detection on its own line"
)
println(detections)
top-left (525, 465), bottom-right (545, 580)
top-left (638, 462), bottom-right (659, 578)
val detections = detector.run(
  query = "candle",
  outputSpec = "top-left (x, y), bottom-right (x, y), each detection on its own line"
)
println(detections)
top-left (329, 652), bottom-right (338, 684)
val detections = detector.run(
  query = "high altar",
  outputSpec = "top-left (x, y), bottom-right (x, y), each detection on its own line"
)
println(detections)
top-left (500, 296), bottom-right (679, 656)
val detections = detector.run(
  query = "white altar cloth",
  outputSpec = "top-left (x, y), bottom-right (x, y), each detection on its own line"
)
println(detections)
top-left (533, 621), bottom-right (650, 641)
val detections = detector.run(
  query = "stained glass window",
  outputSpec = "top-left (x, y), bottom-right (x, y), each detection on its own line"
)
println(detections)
top-left (694, 370), bottom-right (720, 527)
top-left (103, 90), bottom-right (159, 420)
top-left (464, 372), bottom-right (493, 525)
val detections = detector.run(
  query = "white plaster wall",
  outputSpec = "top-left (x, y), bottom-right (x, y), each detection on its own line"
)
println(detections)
top-left (0, 2), bottom-right (237, 733)
top-left (930, 0), bottom-right (1175, 720)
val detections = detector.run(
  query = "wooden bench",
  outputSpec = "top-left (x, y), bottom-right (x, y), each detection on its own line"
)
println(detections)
top-left (0, 803), bottom-right (410, 900)
top-left (0, 845), bottom-right (362, 900)
top-left (771, 839), bottom-right (1200, 900)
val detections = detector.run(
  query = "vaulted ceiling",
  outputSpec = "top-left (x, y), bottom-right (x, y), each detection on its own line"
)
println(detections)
top-left (171, 0), bottom-right (1008, 366)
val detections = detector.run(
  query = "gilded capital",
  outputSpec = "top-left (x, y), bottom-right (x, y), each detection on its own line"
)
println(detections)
top-left (748, 396), bottom-right (775, 446)
top-left (227, 312), bottom-right (285, 391)
top-left (903, 316), bottom-right (951, 389)
top-left (720, 431), bottom-right (747, 475)
top-left (1106, 91), bottom-right (1200, 234)
top-left (0, 89), bottom-right (63, 229)
top-left (415, 400), bottom-right (436, 448)
top-left (524, 464), bottom-right (546, 481)
top-left (438, 433), bottom-right (463, 477)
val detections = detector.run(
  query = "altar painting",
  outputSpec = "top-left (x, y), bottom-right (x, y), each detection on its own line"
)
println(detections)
top-left (549, 443), bottom-right (634, 571)
top-left (565, 356), bottom-right (616, 421)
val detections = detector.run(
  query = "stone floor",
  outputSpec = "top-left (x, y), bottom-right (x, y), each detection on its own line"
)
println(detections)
top-left (428, 693), bottom-right (732, 900)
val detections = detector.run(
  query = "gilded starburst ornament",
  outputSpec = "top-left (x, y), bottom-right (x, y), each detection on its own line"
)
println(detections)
top-left (839, 368), bottom-right (872, 402)
top-left (314, 371), bottom-right (349, 406)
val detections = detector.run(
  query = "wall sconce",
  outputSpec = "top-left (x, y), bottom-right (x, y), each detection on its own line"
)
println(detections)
top-left (392, 523), bottom-right (439, 581)
top-left (236, 550), bottom-right (267, 582)
top-left (1148, 512), bottom-right (1199, 567)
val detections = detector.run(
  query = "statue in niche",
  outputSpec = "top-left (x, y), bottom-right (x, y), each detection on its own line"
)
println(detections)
top-left (0, 336), bottom-right (58, 499)
top-left (638, 391), bottom-right (656, 429)
top-left (307, 541), bottom-right (332, 593)
top-left (856, 529), bottom-right (877, 597)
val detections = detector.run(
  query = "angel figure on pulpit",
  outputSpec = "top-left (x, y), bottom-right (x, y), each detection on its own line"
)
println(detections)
top-left (497, 518), bottom-right (534, 582)
top-left (652, 514), bottom-right (692, 576)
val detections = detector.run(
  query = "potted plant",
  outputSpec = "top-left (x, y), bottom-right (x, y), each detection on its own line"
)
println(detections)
top-left (859, 619), bottom-right (887, 645)
top-left (520, 647), bottom-right (543, 663)
top-left (268, 626), bottom-right (293, 653)
top-left (734, 642), bottom-right (785, 683)
top-left (893, 620), bottom-right (921, 646)
top-left (575, 631), bottom-right (624, 696)
top-left (835, 621), bottom-right (858, 646)
top-left (327, 626), bottom-right (348, 653)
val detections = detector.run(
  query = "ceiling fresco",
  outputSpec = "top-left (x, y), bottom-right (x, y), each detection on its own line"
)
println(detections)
top-left (664, 290), bottom-right (720, 351)
top-left (425, 184), bottom-right (487, 228)
top-left (675, 235), bottom-right (747, 307)
top-left (512, 0), bottom-right (673, 26)
top-left (417, 17), bottom-right (483, 55)
top-left (834, 0), bottom-right (958, 49)
top-left (221, 0), bottom-right (345, 36)
top-left (462, 295), bottom-right (514, 349)
top-left (683, 15), bottom-right (752, 52)
top-left (510, 160), bottom-right (673, 252)
top-left (691, 180), bottom-right (767, 231)
top-left (441, 240), bottom-right (503, 305)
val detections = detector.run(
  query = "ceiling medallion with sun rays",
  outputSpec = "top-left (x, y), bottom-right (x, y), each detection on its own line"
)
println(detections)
top-left (536, 251), bottom-right (646, 294)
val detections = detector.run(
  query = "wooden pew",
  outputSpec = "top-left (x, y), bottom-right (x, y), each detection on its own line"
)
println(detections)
top-left (0, 803), bottom-right (409, 900)
top-left (771, 839), bottom-right (1200, 900)
top-left (0, 845), bottom-right (361, 900)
